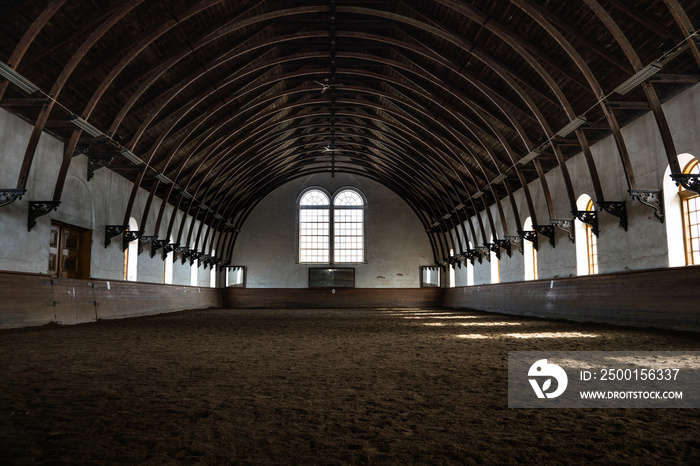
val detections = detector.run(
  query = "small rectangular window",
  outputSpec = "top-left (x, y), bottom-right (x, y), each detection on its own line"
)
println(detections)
top-left (421, 266), bottom-right (441, 287)
top-left (227, 266), bottom-right (246, 287)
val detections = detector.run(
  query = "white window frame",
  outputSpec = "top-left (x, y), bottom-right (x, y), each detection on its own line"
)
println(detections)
top-left (297, 187), bottom-right (366, 264)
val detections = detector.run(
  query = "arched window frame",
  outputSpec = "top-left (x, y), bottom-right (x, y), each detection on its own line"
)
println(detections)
top-left (297, 187), bottom-right (366, 264)
top-left (164, 235), bottom-right (174, 284)
top-left (585, 199), bottom-right (599, 275)
top-left (190, 242), bottom-right (198, 286)
top-left (489, 235), bottom-right (500, 284)
top-left (680, 159), bottom-right (700, 265)
top-left (124, 217), bottom-right (138, 282)
top-left (523, 217), bottom-right (538, 281)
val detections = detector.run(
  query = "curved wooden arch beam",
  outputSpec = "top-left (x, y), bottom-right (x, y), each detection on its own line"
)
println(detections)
top-left (138, 59), bottom-right (511, 198)
top-left (508, 0), bottom-right (636, 196)
top-left (204, 155), bottom-right (452, 262)
top-left (385, 43), bottom-right (543, 226)
top-left (0, 0), bottom-right (68, 102)
top-left (154, 93), bottom-right (464, 233)
top-left (345, 6), bottom-right (573, 217)
top-left (221, 166), bottom-right (445, 265)
top-left (108, 25), bottom-right (548, 213)
top-left (110, 9), bottom-right (564, 160)
top-left (582, 0), bottom-right (683, 191)
top-left (213, 115), bottom-right (484, 251)
top-left (662, 0), bottom-right (700, 68)
top-left (123, 46), bottom-right (509, 185)
top-left (197, 100), bottom-right (478, 226)
top-left (166, 107), bottom-right (463, 250)
top-left (144, 82), bottom-right (482, 211)
top-left (187, 110), bottom-right (470, 255)
top-left (138, 40), bottom-right (548, 249)
top-left (14, 0), bottom-right (146, 193)
top-left (52, 1), bottom-right (250, 204)
top-left (189, 107), bottom-right (470, 235)
top-left (106, 6), bottom-right (331, 138)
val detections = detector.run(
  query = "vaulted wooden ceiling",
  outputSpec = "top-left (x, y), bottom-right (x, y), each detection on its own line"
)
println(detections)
top-left (1, 0), bottom-right (699, 264)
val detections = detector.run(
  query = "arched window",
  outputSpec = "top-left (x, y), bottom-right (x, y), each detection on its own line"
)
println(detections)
top-left (585, 199), bottom-right (599, 275)
top-left (299, 189), bottom-right (330, 263)
top-left (299, 188), bottom-right (365, 264)
top-left (466, 240), bottom-right (474, 286)
top-left (575, 194), bottom-right (598, 275)
top-left (190, 242), bottom-right (197, 286)
top-left (490, 235), bottom-right (500, 284)
top-left (523, 217), bottom-right (538, 281)
top-left (680, 159), bottom-right (700, 265)
top-left (663, 153), bottom-right (697, 267)
top-left (164, 235), bottom-right (174, 284)
top-left (124, 217), bottom-right (138, 281)
top-left (210, 249), bottom-right (217, 287)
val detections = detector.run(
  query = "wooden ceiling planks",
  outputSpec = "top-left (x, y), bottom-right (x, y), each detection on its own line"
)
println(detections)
top-left (0, 0), bottom-right (698, 264)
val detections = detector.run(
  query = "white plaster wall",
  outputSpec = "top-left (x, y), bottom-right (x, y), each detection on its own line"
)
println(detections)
top-left (456, 83), bottom-right (700, 285)
top-left (233, 173), bottom-right (434, 288)
top-left (0, 108), bottom-right (212, 286)
top-left (2, 82), bottom-right (700, 288)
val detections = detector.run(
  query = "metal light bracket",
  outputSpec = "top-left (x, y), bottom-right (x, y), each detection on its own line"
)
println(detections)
top-left (505, 235), bottom-right (523, 254)
top-left (550, 218), bottom-right (575, 243)
top-left (671, 173), bottom-right (700, 195)
top-left (87, 154), bottom-right (113, 181)
top-left (598, 201), bottom-right (628, 231)
top-left (0, 188), bottom-right (26, 207)
top-left (150, 239), bottom-right (167, 258)
top-left (163, 242), bottom-right (178, 260)
top-left (518, 229), bottom-right (539, 251)
top-left (629, 189), bottom-right (664, 223)
top-left (476, 246), bottom-right (492, 262)
top-left (572, 210), bottom-right (599, 237)
top-left (28, 201), bottom-right (60, 231)
top-left (137, 235), bottom-right (157, 255)
top-left (122, 230), bottom-right (143, 252)
top-left (535, 225), bottom-right (555, 248)
top-left (105, 225), bottom-right (127, 248)
top-left (494, 238), bottom-right (512, 258)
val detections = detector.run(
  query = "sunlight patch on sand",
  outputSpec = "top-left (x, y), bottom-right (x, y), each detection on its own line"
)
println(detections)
top-left (505, 332), bottom-right (599, 339)
top-left (423, 322), bottom-right (521, 327)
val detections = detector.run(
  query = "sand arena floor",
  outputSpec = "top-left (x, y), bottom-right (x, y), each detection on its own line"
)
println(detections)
top-left (1, 307), bottom-right (699, 464)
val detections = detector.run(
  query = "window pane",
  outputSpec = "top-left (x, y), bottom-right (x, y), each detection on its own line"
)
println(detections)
top-left (300, 208), bottom-right (329, 263)
top-left (300, 189), bottom-right (330, 206)
top-left (334, 190), bottom-right (363, 206)
top-left (334, 208), bottom-right (363, 263)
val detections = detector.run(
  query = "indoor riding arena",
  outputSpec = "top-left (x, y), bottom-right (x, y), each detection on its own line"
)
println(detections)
top-left (1, 1), bottom-right (699, 464)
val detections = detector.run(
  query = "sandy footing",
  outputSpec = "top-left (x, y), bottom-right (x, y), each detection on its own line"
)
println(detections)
top-left (1, 307), bottom-right (699, 464)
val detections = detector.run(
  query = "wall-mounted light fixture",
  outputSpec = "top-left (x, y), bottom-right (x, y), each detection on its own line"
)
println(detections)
top-left (69, 115), bottom-right (103, 138)
top-left (555, 115), bottom-right (587, 138)
top-left (0, 61), bottom-right (40, 94)
top-left (613, 61), bottom-right (663, 95)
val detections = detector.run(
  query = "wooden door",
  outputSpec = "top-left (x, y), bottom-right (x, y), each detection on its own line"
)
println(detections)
top-left (49, 224), bottom-right (60, 276)
top-left (50, 222), bottom-right (91, 279)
